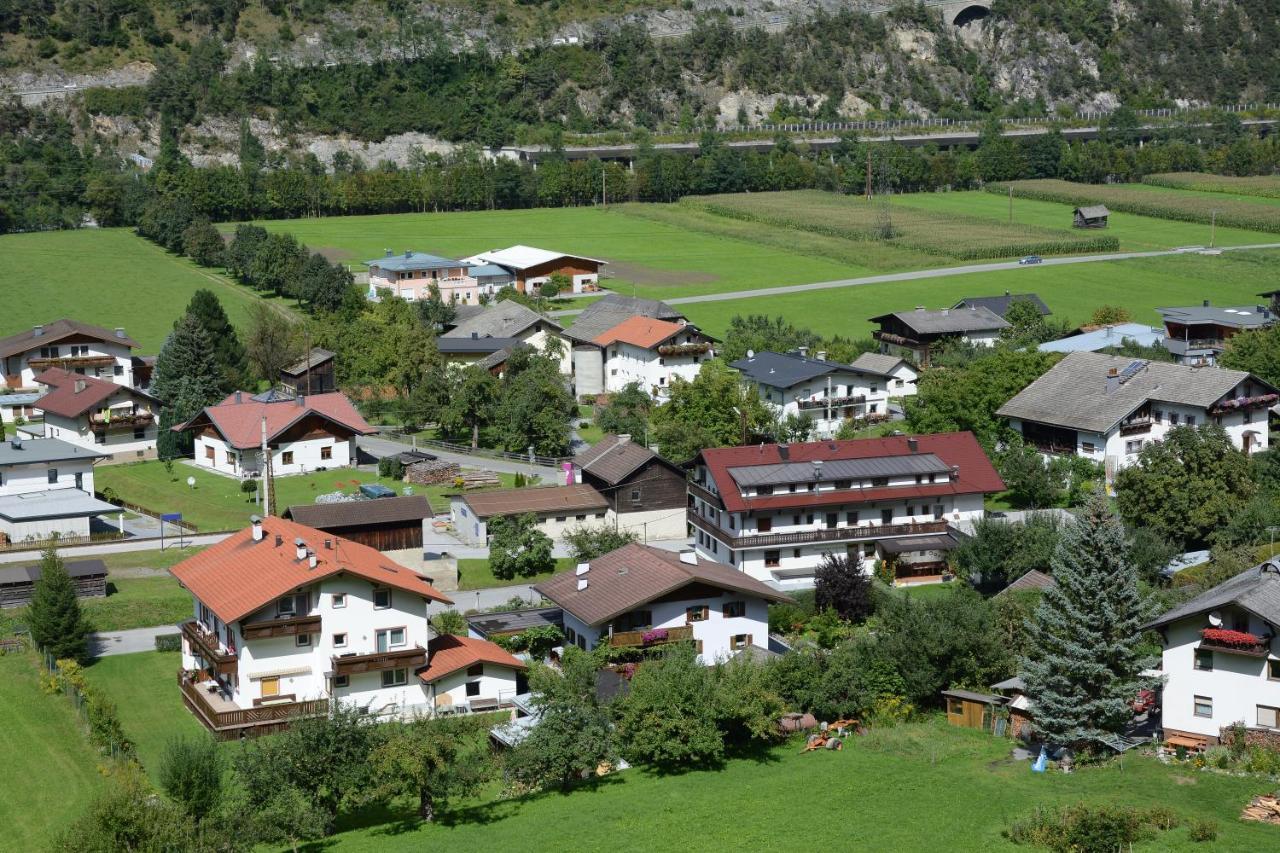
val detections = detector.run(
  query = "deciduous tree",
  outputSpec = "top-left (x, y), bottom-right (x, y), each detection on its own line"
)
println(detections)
top-left (370, 716), bottom-right (493, 821)
top-left (564, 525), bottom-right (637, 562)
top-left (652, 360), bottom-right (773, 462)
top-left (616, 645), bottom-right (724, 769)
top-left (813, 553), bottom-right (875, 622)
top-left (489, 513), bottom-right (555, 580)
top-left (160, 735), bottom-right (224, 823)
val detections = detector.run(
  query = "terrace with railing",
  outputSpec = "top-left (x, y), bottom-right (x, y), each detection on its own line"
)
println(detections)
top-left (796, 395), bottom-right (866, 411)
top-left (27, 355), bottom-right (116, 372)
top-left (608, 625), bottom-right (695, 648)
top-left (1199, 628), bottom-right (1272, 657)
top-left (689, 512), bottom-right (947, 549)
top-left (178, 671), bottom-right (328, 737)
top-left (331, 646), bottom-right (427, 676)
top-left (90, 409), bottom-right (154, 427)
top-left (241, 614), bottom-right (322, 641)
top-left (181, 621), bottom-right (237, 677)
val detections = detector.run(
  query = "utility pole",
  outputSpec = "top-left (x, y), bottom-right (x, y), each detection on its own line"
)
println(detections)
top-left (864, 148), bottom-right (872, 200)
top-left (261, 416), bottom-right (276, 517)
top-left (1008, 185), bottom-right (1013, 223)
top-left (601, 165), bottom-right (607, 209)
top-left (1210, 210), bottom-right (1217, 248)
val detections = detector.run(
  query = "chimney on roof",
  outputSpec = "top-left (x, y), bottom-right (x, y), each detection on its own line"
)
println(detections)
top-left (577, 577), bottom-right (589, 591)
top-left (74, 379), bottom-right (86, 394)
top-left (114, 327), bottom-right (126, 339)
top-left (404, 250), bottom-right (412, 258)
top-left (798, 346), bottom-right (808, 358)
top-left (907, 437), bottom-right (918, 453)
top-left (679, 549), bottom-right (698, 565)
top-left (1004, 290), bottom-right (1010, 296)
top-left (308, 550), bottom-right (318, 570)
top-left (1105, 366), bottom-right (1120, 394)
top-left (250, 515), bottom-right (263, 541)
top-left (941, 308), bottom-right (950, 316)
top-left (812, 459), bottom-right (823, 478)
top-left (274, 534), bottom-right (283, 547)
top-left (234, 391), bottom-right (242, 404)
top-left (9, 436), bottom-right (22, 450)
top-left (616, 434), bottom-right (631, 444)
top-left (951, 464), bottom-right (960, 479)
top-left (968, 303), bottom-right (976, 310)
top-left (915, 306), bottom-right (925, 312)
top-left (384, 249), bottom-right (392, 257)
top-left (294, 537), bottom-right (307, 560)
top-left (815, 351), bottom-right (827, 361)
top-left (746, 349), bottom-right (754, 358)
top-left (296, 394), bottom-right (305, 407)
top-left (32, 324), bottom-right (43, 337)
top-left (324, 539), bottom-right (332, 550)
top-left (471, 332), bottom-right (479, 339)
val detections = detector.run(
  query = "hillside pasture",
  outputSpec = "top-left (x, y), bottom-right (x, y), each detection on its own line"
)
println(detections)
top-left (1143, 172), bottom-right (1280, 201)
top-left (685, 190), bottom-right (1120, 260)
top-left (993, 180), bottom-right (1280, 234)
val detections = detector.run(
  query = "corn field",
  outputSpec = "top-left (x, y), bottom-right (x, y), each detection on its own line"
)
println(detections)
top-left (683, 191), bottom-right (1119, 261)
top-left (989, 180), bottom-right (1280, 234)
top-left (1142, 172), bottom-right (1280, 200)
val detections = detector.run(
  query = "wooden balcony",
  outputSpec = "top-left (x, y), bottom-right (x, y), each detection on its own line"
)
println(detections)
top-left (332, 646), bottom-right (427, 676)
top-left (241, 614), bottom-right (321, 641)
top-left (796, 395), bottom-right (866, 411)
top-left (689, 512), bottom-right (948, 550)
top-left (90, 410), bottom-right (154, 428)
top-left (1199, 631), bottom-right (1272, 658)
top-left (688, 480), bottom-right (724, 510)
top-left (27, 355), bottom-right (116, 371)
top-left (178, 671), bottom-right (327, 738)
top-left (872, 330), bottom-right (923, 348)
top-left (608, 625), bottom-right (694, 648)
top-left (1119, 417), bottom-right (1152, 435)
top-left (181, 621), bottom-right (237, 677)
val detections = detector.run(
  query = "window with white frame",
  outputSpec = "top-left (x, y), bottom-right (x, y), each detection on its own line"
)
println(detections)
top-left (1194, 695), bottom-right (1213, 718)
top-left (373, 588), bottom-right (391, 609)
top-left (295, 633), bottom-right (311, 647)
top-left (1258, 705), bottom-right (1280, 729)
top-left (332, 593), bottom-right (347, 609)
top-left (381, 668), bottom-right (408, 687)
top-left (333, 633), bottom-right (347, 648)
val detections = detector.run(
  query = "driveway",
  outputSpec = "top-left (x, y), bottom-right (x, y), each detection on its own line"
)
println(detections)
top-left (358, 434), bottom-right (560, 482)
top-left (0, 532), bottom-right (231, 564)
top-left (89, 624), bottom-right (182, 658)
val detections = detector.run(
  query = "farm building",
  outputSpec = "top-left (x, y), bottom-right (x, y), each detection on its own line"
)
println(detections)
top-left (461, 245), bottom-right (606, 295)
top-left (575, 434), bottom-right (688, 539)
top-left (942, 688), bottom-right (1004, 732)
top-left (1073, 205), bottom-right (1110, 228)
top-left (450, 484), bottom-right (610, 546)
top-left (0, 558), bottom-right (108, 608)
top-left (279, 348), bottom-right (336, 396)
top-left (284, 495), bottom-right (433, 552)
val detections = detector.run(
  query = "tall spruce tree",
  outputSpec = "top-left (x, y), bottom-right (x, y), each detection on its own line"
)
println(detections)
top-left (1019, 490), bottom-right (1150, 746)
top-left (28, 544), bottom-right (91, 663)
top-left (183, 290), bottom-right (249, 394)
top-left (153, 315), bottom-right (223, 459)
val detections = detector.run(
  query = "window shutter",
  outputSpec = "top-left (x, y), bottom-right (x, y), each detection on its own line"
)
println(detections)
top-left (746, 634), bottom-right (753, 648)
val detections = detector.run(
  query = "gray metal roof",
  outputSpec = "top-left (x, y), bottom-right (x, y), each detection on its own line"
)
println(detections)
top-left (730, 351), bottom-right (853, 389)
top-left (442, 301), bottom-right (561, 340)
top-left (996, 351), bottom-right (1265, 434)
top-left (0, 559), bottom-right (107, 585)
top-left (364, 251), bottom-right (468, 272)
top-left (0, 489), bottom-right (119, 521)
top-left (563, 295), bottom-right (685, 343)
top-left (0, 437), bottom-right (108, 467)
top-left (849, 352), bottom-right (911, 377)
top-left (727, 453), bottom-right (951, 487)
top-left (280, 348), bottom-right (335, 376)
top-left (436, 337), bottom-right (521, 354)
top-left (1158, 303), bottom-right (1276, 330)
top-left (465, 606), bottom-right (564, 638)
top-left (1145, 560), bottom-right (1280, 630)
top-left (953, 293), bottom-right (1051, 319)
top-left (1075, 205), bottom-right (1110, 219)
top-left (875, 531), bottom-right (964, 555)
top-left (870, 305), bottom-right (1009, 335)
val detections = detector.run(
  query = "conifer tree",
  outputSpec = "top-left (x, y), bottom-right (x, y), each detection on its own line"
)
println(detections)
top-left (1020, 489), bottom-right (1150, 746)
top-left (153, 315), bottom-right (223, 459)
top-left (183, 290), bottom-right (249, 394)
top-left (28, 544), bottom-right (91, 663)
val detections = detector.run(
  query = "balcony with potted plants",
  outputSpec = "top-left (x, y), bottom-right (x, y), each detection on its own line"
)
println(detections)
top-left (1198, 627), bottom-right (1271, 657)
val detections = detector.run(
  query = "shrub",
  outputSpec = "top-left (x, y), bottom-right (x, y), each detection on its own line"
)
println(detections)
top-left (100, 486), bottom-right (119, 504)
top-left (429, 610), bottom-right (466, 635)
top-left (378, 457), bottom-right (405, 480)
top-left (1187, 818), bottom-right (1218, 842)
top-left (239, 479), bottom-right (257, 495)
top-left (154, 633), bottom-right (182, 652)
top-left (1005, 803), bottom-right (1153, 852)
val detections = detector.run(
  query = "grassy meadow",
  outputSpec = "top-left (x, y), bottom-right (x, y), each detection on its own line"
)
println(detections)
top-left (0, 229), bottom-right (290, 351)
top-left (0, 652), bottom-right (105, 849)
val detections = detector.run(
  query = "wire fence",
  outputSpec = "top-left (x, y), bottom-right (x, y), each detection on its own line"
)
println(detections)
top-left (41, 651), bottom-right (134, 762)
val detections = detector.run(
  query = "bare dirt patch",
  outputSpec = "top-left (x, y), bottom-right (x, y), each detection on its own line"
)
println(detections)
top-left (606, 260), bottom-right (719, 286)
top-left (311, 245), bottom-right (355, 262)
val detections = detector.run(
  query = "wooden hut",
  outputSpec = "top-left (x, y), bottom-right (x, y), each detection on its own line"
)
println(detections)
top-left (0, 559), bottom-right (108, 608)
top-left (1073, 205), bottom-right (1110, 228)
top-left (284, 495), bottom-right (432, 552)
top-left (942, 688), bottom-right (1005, 731)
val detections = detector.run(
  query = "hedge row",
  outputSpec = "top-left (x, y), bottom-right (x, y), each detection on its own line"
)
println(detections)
top-left (1142, 172), bottom-right (1280, 200)
top-left (988, 179), bottom-right (1280, 233)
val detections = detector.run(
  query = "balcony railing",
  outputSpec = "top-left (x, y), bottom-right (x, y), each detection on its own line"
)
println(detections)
top-left (608, 625), bottom-right (695, 648)
top-left (241, 614), bottom-right (322, 641)
top-left (178, 671), bottom-right (328, 734)
top-left (90, 410), bottom-right (154, 428)
top-left (688, 480), bottom-right (724, 510)
top-left (332, 646), bottom-right (427, 675)
top-left (796, 395), bottom-right (867, 411)
top-left (1199, 629), bottom-right (1271, 658)
top-left (1030, 441), bottom-right (1078, 455)
top-left (27, 355), bottom-right (116, 371)
top-left (872, 330), bottom-right (922, 347)
top-left (1210, 393), bottom-right (1280, 415)
top-left (1119, 417), bottom-right (1152, 435)
top-left (181, 621), bottom-right (238, 676)
top-left (689, 512), bottom-right (948, 549)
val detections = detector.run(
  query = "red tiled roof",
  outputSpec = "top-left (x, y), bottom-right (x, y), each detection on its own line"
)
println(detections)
top-left (418, 634), bottom-right (526, 683)
top-left (691, 432), bottom-right (1005, 514)
top-left (169, 516), bottom-right (451, 623)
top-left (179, 391), bottom-right (375, 450)
top-left (34, 368), bottom-right (155, 418)
top-left (592, 316), bottom-right (685, 349)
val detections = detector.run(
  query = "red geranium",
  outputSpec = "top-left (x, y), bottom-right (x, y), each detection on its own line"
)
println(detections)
top-left (1202, 627), bottom-right (1262, 648)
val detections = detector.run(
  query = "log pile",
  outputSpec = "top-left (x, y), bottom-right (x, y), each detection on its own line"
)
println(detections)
top-left (404, 460), bottom-right (462, 486)
top-left (456, 470), bottom-right (502, 490)
top-left (1242, 794), bottom-right (1280, 823)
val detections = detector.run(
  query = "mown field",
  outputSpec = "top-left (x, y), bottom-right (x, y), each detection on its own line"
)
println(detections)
top-left (0, 229), bottom-right (291, 351)
top-left (680, 248), bottom-right (1280, 339)
top-left (0, 652), bottom-right (104, 849)
top-left (1143, 173), bottom-right (1280, 201)
top-left (685, 191), bottom-right (1120, 260)
top-left (993, 180), bottom-right (1280, 233)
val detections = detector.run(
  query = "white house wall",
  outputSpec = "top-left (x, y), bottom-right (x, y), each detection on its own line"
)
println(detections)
top-left (0, 457), bottom-right (95, 496)
top-left (603, 338), bottom-right (711, 399)
top-left (42, 411), bottom-right (156, 464)
top-left (2, 340), bottom-right (134, 391)
top-left (615, 507), bottom-right (688, 540)
top-left (428, 665), bottom-right (521, 711)
top-left (451, 497), bottom-right (611, 546)
top-left (1160, 616), bottom-right (1280, 741)
top-left (192, 434), bottom-right (355, 478)
top-left (563, 594), bottom-right (770, 663)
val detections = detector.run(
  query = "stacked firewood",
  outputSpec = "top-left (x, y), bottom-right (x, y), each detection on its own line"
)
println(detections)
top-left (1242, 794), bottom-right (1280, 823)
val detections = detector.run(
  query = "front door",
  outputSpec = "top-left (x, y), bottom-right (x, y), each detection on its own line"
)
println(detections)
top-left (74, 472), bottom-right (83, 491)
top-left (261, 677), bottom-right (279, 698)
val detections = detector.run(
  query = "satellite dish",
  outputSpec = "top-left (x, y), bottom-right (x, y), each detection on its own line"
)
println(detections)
top-left (186, 476), bottom-right (196, 488)
top-left (1208, 612), bottom-right (1223, 627)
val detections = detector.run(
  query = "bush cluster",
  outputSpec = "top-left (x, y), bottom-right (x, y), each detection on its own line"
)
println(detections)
top-left (46, 658), bottom-right (134, 759)
top-left (1005, 803), bottom-right (1189, 851)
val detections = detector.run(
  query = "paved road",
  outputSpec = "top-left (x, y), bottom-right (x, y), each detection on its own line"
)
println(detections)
top-left (0, 533), bottom-right (230, 564)
top-left (550, 242), bottom-right (1280, 318)
top-left (358, 434), bottom-right (561, 481)
top-left (90, 624), bottom-right (181, 658)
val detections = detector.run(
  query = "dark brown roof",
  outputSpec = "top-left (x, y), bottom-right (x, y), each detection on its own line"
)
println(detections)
top-left (459, 484), bottom-right (608, 518)
top-left (280, 348), bottom-right (335, 377)
top-left (0, 319), bottom-right (139, 359)
top-left (533, 543), bottom-right (789, 627)
top-left (34, 368), bottom-right (158, 418)
top-left (576, 435), bottom-right (679, 486)
top-left (284, 495), bottom-right (433, 529)
top-left (0, 559), bottom-right (107, 586)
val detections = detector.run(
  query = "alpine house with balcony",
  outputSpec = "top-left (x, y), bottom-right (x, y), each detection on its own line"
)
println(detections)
top-left (1144, 558), bottom-right (1280, 750)
top-left (0, 319), bottom-right (140, 392)
top-left (34, 368), bottom-right (160, 462)
top-left (686, 432), bottom-right (1004, 588)
top-left (730, 349), bottom-right (917, 438)
top-left (997, 352), bottom-right (1275, 481)
top-left (532, 542), bottom-right (788, 662)
top-left (171, 516), bottom-right (525, 737)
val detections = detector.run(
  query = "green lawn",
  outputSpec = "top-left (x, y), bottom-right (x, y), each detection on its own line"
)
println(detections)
top-left (0, 229), bottom-right (290, 351)
top-left (323, 720), bottom-right (1278, 851)
top-left (81, 576), bottom-right (193, 631)
top-left (97, 462), bottom-right (510, 532)
top-left (680, 248), bottom-right (1280, 339)
top-left (83, 650), bottom-right (211, 778)
top-left (241, 206), bottom-right (866, 301)
top-left (894, 189), bottom-right (1275, 252)
top-left (456, 557), bottom-right (573, 593)
top-left (0, 652), bottom-right (105, 849)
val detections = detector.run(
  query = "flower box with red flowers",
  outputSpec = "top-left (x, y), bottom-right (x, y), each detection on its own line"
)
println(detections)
top-left (1200, 627), bottom-right (1269, 656)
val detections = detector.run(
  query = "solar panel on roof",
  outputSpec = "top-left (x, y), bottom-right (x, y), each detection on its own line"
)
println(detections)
top-left (728, 454), bottom-right (951, 487)
top-left (1118, 360), bottom-right (1148, 384)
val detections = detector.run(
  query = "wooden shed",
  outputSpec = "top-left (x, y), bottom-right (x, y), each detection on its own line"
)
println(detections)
top-left (284, 495), bottom-right (431, 552)
top-left (942, 688), bottom-right (1005, 731)
top-left (1073, 205), bottom-right (1110, 229)
top-left (0, 559), bottom-right (108, 608)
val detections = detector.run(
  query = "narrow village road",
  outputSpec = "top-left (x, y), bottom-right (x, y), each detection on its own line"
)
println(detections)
top-left (358, 434), bottom-right (561, 482)
top-left (90, 625), bottom-right (182, 657)
top-left (550, 242), bottom-right (1280, 318)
